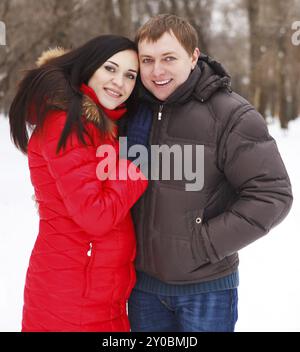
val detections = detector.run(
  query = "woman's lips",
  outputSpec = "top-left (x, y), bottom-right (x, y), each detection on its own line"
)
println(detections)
top-left (104, 88), bottom-right (122, 98)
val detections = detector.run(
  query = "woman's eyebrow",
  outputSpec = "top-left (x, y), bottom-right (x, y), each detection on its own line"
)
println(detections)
top-left (107, 61), bottom-right (137, 73)
top-left (107, 60), bottom-right (118, 66)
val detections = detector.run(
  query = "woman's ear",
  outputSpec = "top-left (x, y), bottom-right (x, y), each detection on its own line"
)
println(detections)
top-left (191, 48), bottom-right (200, 69)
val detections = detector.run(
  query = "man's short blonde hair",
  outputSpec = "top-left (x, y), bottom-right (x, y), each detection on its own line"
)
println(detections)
top-left (135, 14), bottom-right (199, 56)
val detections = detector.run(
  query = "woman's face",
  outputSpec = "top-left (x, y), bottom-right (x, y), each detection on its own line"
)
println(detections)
top-left (88, 49), bottom-right (139, 109)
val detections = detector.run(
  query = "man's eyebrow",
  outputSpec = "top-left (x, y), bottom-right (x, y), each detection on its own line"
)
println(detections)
top-left (162, 52), bottom-right (177, 56)
top-left (139, 52), bottom-right (177, 57)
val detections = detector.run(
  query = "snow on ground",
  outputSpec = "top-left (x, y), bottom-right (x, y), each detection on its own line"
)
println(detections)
top-left (237, 117), bottom-right (300, 332)
top-left (0, 116), bottom-right (38, 331)
top-left (0, 114), bottom-right (299, 332)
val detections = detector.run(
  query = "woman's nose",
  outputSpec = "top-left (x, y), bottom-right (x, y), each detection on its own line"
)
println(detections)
top-left (112, 74), bottom-right (124, 88)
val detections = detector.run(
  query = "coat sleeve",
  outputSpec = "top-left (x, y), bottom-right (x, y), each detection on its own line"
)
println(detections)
top-left (201, 107), bottom-right (293, 263)
top-left (40, 111), bottom-right (148, 237)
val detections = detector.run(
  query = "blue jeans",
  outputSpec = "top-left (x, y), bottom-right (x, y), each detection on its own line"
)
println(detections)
top-left (128, 288), bottom-right (238, 332)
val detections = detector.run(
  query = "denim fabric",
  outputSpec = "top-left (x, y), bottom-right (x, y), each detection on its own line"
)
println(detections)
top-left (128, 288), bottom-right (238, 332)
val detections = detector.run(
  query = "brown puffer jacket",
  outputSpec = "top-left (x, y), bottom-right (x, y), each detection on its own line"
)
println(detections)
top-left (131, 54), bottom-right (293, 284)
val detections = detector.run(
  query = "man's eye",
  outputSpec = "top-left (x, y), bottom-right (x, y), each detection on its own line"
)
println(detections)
top-left (104, 65), bottom-right (115, 72)
top-left (165, 56), bottom-right (176, 62)
top-left (142, 58), bottom-right (152, 64)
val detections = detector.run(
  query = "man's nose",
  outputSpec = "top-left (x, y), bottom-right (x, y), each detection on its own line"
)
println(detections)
top-left (152, 62), bottom-right (165, 77)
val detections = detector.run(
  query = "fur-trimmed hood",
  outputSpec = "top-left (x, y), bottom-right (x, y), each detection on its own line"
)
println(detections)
top-left (35, 47), bottom-right (115, 135)
top-left (36, 47), bottom-right (68, 67)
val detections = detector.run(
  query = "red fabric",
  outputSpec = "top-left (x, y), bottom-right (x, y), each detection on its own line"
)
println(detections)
top-left (22, 106), bottom-right (147, 331)
top-left (80, 83), bottom-right (127, 121)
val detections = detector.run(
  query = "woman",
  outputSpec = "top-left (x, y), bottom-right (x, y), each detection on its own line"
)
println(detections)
top-left (9, 35), bottom-right (147, 332)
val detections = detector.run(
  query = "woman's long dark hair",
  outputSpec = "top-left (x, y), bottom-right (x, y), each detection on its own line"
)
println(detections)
top-left (9, 35), bottom-right (138, 154)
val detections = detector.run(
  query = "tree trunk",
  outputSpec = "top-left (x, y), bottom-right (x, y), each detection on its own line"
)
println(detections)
top-left (117, 0), bottom-right (133, 38)
top-left (247, 0), bottom-right (261, 106)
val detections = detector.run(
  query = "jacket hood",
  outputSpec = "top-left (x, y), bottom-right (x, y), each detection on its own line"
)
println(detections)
top-left (140, 53), bottom-right (231, 105)
top-left (36, 47), bottom-right (69, 67)
top-left (194, 53), bottom-right (231, 102)
top-left (34, 47), bottom-right (115, 135)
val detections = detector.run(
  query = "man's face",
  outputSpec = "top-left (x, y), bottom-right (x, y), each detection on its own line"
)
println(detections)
top-left (138, 31), bottom-right (199, 101)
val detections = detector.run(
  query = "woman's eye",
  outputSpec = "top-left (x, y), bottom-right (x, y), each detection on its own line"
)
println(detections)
top-left (104, 65), bottom-right (115, 72)
top-left (126, 73), bottom-right (137, 80)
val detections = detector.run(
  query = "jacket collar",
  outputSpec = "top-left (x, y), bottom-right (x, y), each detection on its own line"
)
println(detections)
top-left (80, 83), bottom-right (127, 121)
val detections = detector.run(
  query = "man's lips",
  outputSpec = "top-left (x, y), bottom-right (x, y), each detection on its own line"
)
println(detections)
top-left (152, 79), bottom-right (173, 87)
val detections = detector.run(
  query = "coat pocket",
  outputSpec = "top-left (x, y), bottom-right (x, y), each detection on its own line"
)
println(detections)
top-left (152, 208), bottom-right (209, 280)
top-left (152, 185), bottom-right (206, 239)
top-left (187, 208), bottom-right (210, 268)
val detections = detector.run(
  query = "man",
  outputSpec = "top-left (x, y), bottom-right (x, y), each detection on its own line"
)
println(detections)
top-left (126, 14), bottom-right (293, 332)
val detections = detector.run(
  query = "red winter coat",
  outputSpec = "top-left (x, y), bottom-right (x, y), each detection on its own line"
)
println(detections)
top-left (22, 94), bottom-right (147, 331)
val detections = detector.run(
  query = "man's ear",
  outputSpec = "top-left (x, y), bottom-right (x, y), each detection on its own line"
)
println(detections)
top-left (191, 48), bottom-right (200, 69)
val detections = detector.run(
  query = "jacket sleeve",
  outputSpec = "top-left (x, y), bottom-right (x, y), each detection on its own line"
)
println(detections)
top-left (40, 111), bottom-right (148, 237)
top-left (201, 107), bottom-right (293, 263)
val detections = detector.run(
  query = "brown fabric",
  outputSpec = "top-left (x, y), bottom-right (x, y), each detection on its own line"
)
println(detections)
top-left (132, 55), bottom-right (293, 284)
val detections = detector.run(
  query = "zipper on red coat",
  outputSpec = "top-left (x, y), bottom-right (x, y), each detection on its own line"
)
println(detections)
top-left (87, 242), bottom-right (92, 257)
top-left (83, 242), bottom-right (93, 297)
top-left (141, 107), bottom-right (158, 268)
